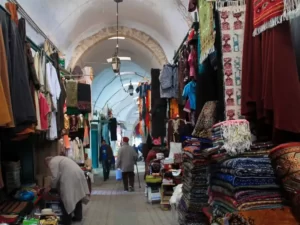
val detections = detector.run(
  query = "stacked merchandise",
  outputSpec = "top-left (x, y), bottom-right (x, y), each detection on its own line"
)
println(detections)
top-left (205, 120), bottom-right (290, 223)
top-left (178, 137), bottom-right (212, 225)
top-left (209, 151), bottom-right (284, 216)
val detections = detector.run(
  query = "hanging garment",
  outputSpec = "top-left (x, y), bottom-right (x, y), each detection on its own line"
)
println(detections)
top-left (33, 53), bottom-right (42, 130)
top-left (63, 134), bottom-right (71, 149)
top-left (109, 118), bottom-right (117, 141)
top-left (196, 10), bottom-right (225, 122)
top-left (159, 64), bottom-right (178, 99)
top-left (50, 52), bottom-right (66, 135)
top-left (70, 115), bottom-right (78, 132)
top-left (77, 83), bottom-right (91, 112)
top-left (0, 27), bottom-right (13, 127)
top-left (8, 20), bottom-right (36, 126)
top-left (182, 81), bottom-right (197, 110)
top-left (198, 0), bottom-right (215, 63)
top-left (64, 114), bottom-right (70, 130)
top-left (46, 63), bottom-right (61, 140)
top-left (0, 79), bottom-right (10, 126)
top-left (188, 0), bottom-right (197, 12)
top-left (188, 48), bottom-right (197, 77)
top-left (39, 93), bottom-right (50, 130)
top-left (66, 80), bottom-right (78, 107)
top-left (83, 121), bottom-right (90, 147)
top-left (151, 68), bottom-right (167, 138)
top-left (242, 0), bottom-right (300, 138)
top-left (5, 3), bottom-right (18, 26)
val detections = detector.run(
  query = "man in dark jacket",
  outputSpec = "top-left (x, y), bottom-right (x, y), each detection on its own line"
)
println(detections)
top-left (99, 140), bottom-right (114, 181)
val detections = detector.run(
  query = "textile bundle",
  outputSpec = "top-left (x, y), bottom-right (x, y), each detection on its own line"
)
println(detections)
top-left (212, 119), bottom-right (251, 155)
top-left (208, 143), bottom-right (284, 219)
top-left (269, 142), bottom-right (300, 216)
top-left (217, 3), bottom-right (246, 120)
top-left (178, 137), bottom-right (212, 225)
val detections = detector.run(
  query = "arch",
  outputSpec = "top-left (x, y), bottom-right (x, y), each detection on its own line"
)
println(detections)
top-left (67, 26), bottom-right (168, 70)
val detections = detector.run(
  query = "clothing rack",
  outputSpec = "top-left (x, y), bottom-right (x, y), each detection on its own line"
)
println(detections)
top-left (173, 12), bottom-right (199, 63)
top-left (8, 0), bottom-right (61, 53)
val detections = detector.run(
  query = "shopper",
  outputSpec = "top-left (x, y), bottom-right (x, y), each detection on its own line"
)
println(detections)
top-left (45, 156), bottom-right (90, 225)
top-left (117, 137), bottom-right (138, 192)
top-left (99, 140), bottom-right (114, 181)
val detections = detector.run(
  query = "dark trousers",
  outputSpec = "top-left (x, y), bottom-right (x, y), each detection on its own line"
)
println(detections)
top-left (102, 160), bottom-right (111, 180)
top-left (61, 200), bottom-right (82, 225)
top-left (122, 172), bottom-right (135, 190)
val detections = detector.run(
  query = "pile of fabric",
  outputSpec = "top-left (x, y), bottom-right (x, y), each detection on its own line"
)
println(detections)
top-left (178, 137), bottom-right (212, 225)
top-left (212, 120), bottom-right (251, 155)
top-left (208, 142), bottom-right (285, 220)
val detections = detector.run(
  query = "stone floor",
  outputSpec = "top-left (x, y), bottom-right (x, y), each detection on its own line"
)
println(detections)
top-left (77, 168), bottom-right (177, 225)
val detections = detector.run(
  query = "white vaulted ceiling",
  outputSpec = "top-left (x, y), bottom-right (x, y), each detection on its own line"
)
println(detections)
top-left (14, 0), bottom-right (193, 133)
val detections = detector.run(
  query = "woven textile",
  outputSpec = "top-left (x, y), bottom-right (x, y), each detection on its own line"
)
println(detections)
top-left (218, 5), bottom-right (245, 120)
top-left (253, 0), bottom-right (300, 36)
top-left (66, 80), bottom-right (78, 107)
top-left (269, 142), bottom-right (300, 214)
top-left (198, 0), bottom-right (215, 63)
top-left (192, 101), bottom-right (218, 139)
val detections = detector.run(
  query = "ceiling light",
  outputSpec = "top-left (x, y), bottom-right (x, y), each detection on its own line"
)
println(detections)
top-left (108, 36), bottom-right (125, 40)
top-left (117, 71), bottom-right (136, 76)
top-left (107, 57), bottom-right (131, 63)
top-left (111, 53), bottom-right (121, 73)
top-left (128, 81), bottom-right (134, 96)
top-left (123, 82), bottom-right (139, 87)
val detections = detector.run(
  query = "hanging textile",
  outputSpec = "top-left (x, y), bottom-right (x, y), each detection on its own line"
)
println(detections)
top-left (66, 80), bottom-right (78, 107)
top-left (198, 0), bottom-right (215, 63)
top-left (151, 69), bottom-right (167, 138)
top-left (77, 83), bottom-right (91, 113)
top-left (9, 17), bottom-right (36, 127)
top-left (0, 27), bottom-right (13, 127)
top-left (5, 3), bottom-right (18, 26)
top-left (252, 0), bottom-right (300, 36)
top-left (170, 99), bottom-right (179, 119)
top-left (51, 52), bottom-right (67, 135)
top-left (242, 0), bottom-right (300, 138)
top-left (219, 3), bottom-right (246, 120)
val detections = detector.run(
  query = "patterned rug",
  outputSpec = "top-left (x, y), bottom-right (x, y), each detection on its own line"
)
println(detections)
top-left (218, 3), bottom-right (246, 120)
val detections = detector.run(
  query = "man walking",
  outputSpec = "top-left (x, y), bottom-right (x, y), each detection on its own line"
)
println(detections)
top-left (99, 140), bottom-right (114, 181)
top-left (117, 137), bottom-right (138, 192)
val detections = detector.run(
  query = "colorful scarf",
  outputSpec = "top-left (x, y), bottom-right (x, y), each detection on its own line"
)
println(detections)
top-left (217, 3), bottom-right (246, 120)
top-left (198, 0), bottom-right (215, 63)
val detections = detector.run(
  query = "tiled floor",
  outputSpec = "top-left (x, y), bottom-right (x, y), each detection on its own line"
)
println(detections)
top-left (78, 170), bottom-right (177, 225)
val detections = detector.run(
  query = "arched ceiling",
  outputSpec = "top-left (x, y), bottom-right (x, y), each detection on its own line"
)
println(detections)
top-left (15, 0), bottom-right (193, 133)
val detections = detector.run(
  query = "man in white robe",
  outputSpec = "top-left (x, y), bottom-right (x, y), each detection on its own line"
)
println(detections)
top-left (45, 156), bottom-right (90, 225)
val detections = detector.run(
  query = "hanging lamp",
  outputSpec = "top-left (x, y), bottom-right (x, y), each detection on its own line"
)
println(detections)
top-left (111, 0), bottom-right (123, 74)
top-left (128, 81), bottom-right (134, 96)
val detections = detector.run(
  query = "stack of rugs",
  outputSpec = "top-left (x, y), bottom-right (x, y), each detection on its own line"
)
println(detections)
top-left (207, 142), bottom-right (287, 221)
top-left (212, 120), bottom-right (251, 155)
top-left (177, 137), bottom-right (212, 225)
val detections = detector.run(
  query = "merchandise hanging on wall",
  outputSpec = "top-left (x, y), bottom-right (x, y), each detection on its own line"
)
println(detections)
top-left (218, 3), bottom-right (246, 120)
